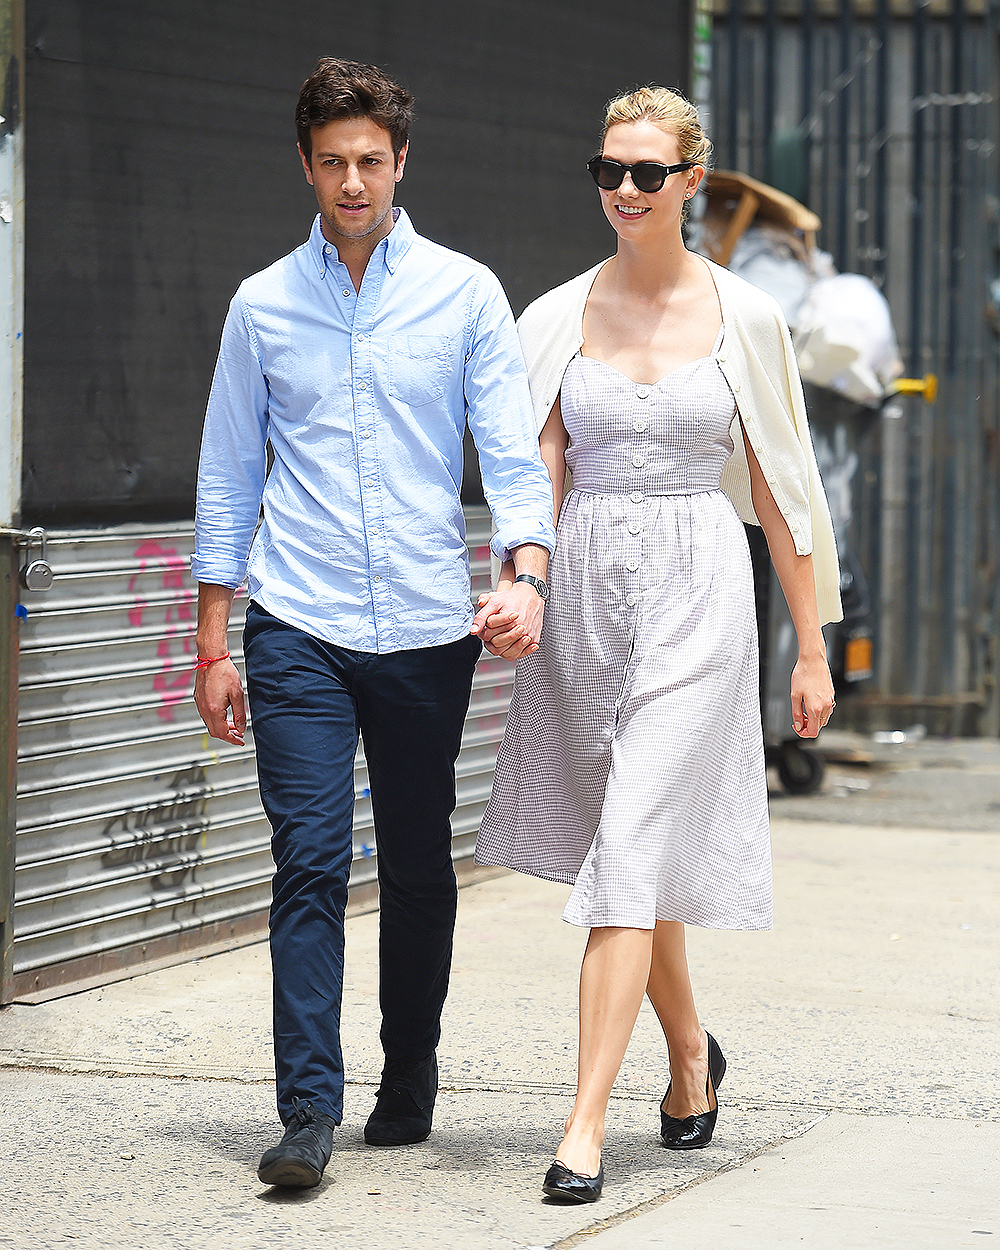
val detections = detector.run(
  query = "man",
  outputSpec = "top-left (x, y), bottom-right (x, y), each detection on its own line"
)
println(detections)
top-left (192, 58), bottom-right (555, 1189)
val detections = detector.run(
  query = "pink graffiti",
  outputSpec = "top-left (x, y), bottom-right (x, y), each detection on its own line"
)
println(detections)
top-left (128, 539), bottom-right (197, 722)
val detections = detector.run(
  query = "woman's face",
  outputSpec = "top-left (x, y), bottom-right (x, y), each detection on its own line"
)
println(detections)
top-left (597, 120), bottom-right (703, 240)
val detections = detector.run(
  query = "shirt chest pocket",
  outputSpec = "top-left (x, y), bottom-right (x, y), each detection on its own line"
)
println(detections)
top-left (389, 334), bottom-right (453, 407)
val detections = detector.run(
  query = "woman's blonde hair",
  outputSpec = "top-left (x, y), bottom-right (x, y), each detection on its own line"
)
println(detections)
top-left (602, 86), bottom-right (713, 169)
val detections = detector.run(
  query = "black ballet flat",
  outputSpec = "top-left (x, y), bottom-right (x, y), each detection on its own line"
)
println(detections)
top-left (660, 1031), bottom-right (727, 1150)
top-left (542, 1159), bottom-right (604, 1203)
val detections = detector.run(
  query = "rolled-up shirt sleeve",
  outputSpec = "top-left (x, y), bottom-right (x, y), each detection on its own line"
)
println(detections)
top-left (191, 293), bottom-right (270, 588)
top-left (463, 274), bottom-right (557, 563)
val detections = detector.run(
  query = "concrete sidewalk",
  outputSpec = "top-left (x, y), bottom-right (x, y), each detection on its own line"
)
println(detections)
top-left (1, 817), bottom-right (997, 1249)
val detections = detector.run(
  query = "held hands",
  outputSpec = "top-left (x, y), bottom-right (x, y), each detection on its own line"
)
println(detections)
top-left (470, 582), bottom-right (545, 662)
top-left (790, 652), bottom-right (836, 739)
top-left (193, 657), bottom-right (247, 746)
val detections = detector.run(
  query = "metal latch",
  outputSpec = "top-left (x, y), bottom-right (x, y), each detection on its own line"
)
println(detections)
top-left (18, 527), bottom-right (54, 592)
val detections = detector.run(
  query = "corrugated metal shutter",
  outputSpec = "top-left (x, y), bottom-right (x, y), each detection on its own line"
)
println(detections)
top-left (12, 507), bottom-right (512, 996)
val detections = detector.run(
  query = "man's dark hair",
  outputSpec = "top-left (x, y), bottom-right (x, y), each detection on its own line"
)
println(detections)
top-left (296, 58), bottom-right (414, 162)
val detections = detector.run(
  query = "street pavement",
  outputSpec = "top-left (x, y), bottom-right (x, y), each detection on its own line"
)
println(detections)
top-left (1, 733), bottom-right (997, 1249)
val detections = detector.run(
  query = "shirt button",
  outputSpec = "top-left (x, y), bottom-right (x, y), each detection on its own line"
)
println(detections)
top-left (357, 381), bottom-right (368, 391)
top-left (630, 491), bottom-right (644, 503)
top-left (373, 574), bottom-right (382, 582)
top-left (636, 386), bottom-right (650, 399)
top-left (356, 333), bottom-right (365, 342)
top-left (362, 431), bottom-right (371, 439)
top-left (628, 522), bottom-right (641, 535)
top-left (625, 593), bottom-right (637, 607)
top-left (323, 244), bottom-right (332, 254)
top-left (625, 558), bottom-right (640, 572)
top-left (631, 454), bottom-right (646, 468)
top-left (633, 419), bottom-right (648, 433)
top-left (342, 288), bottom-right (351, 297)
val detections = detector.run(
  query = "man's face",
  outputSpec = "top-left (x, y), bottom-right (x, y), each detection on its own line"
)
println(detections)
top-left (300, 116), bottom-right (407, 247)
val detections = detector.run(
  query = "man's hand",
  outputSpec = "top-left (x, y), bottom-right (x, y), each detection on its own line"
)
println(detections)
top-left (194, 656), bottom-right (247, 745)
top-left (471, 583), bottom-right (545, 662)
top-left (194, 584), bottom-right (245, 744)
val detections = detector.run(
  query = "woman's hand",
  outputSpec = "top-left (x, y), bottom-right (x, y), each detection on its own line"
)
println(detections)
top-left (790, 651), bottom-right (835, 738)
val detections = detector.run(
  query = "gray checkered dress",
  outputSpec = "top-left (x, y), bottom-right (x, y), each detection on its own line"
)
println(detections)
top-left (476, 339), bottom-right (772, 931)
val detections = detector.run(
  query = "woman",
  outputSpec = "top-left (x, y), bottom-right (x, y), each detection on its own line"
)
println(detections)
top-left (474, 86), bottom-right (841, 1203)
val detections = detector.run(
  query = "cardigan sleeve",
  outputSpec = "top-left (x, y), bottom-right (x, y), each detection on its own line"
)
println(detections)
top-left (710, 262), bottom-right (843, 625)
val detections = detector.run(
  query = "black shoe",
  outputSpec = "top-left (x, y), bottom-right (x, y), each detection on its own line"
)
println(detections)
top-left (542, 1159), bottom-right (604, 1203)
top-left (364, 1052), bottom-right (438, 1146)
top-left (660, 1032), bottom-right (727, 1150)
top-left (257, 1098), bottom-right (337, 1187)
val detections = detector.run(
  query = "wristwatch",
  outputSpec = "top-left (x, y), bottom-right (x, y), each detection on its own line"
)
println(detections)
top-left (514, 573), bottom-right (549, 601)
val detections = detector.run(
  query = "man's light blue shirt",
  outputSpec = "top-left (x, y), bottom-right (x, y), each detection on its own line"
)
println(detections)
top-left (192, 210), bottom-right (556, 653)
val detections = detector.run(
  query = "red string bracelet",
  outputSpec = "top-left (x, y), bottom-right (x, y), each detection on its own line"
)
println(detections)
top-left (194, 652), bottom-right (231, 670)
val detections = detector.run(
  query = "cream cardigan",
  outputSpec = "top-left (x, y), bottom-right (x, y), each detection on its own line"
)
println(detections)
top-left (516, 257), bottom-right (843, 625)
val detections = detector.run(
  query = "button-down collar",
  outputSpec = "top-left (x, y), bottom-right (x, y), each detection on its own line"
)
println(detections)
top-left (309, 207), bottom-right (416, 280)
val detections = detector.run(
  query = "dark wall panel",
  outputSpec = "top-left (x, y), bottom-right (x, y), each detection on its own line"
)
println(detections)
top-left (23, 0), bottom-right (690, 521)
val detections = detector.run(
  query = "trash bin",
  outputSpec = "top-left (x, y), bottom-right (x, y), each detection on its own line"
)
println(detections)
top-left (693, 170), bottom-right (892, 795)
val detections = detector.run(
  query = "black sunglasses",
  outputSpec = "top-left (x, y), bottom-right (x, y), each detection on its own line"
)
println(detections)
top-left (587, 156), bottom-right (695, 194)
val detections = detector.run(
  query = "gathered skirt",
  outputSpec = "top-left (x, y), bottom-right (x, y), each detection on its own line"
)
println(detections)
top-left (476, 485), bottom-right (772, 932)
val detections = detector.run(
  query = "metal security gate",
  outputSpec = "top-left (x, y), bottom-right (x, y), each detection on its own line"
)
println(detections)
top-left (709, 0), bottom-right (1000, 735)
top-left (11, 507), bottom-right (513, 999)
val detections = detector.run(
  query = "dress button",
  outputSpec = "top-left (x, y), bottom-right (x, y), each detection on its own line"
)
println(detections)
top-left (628, 522), bottom-right (641, 535)
top-left (630, 491), bottom-right (644, 503)
top-left (633, 419), bottom-right (648, 433)
top-left (625, 593), bottom-right (637, 607)
top-left (636, 386), bottom-right (650, 400)
top-left (358, 381), bottom-right (368, 391)
top-left (625, 558), bottom-right (640, 572)
top-left (631, 454), bottom-right (646, 468)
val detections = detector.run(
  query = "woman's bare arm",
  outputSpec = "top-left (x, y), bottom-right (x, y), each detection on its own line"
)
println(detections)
top-left (741, 424), bottom-right (835, 739)
top-left (538, 397), bottom-right (570, 524)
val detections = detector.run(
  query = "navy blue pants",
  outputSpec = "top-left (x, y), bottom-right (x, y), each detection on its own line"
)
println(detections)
top-left (243, 603), bottom-right (482, 1125)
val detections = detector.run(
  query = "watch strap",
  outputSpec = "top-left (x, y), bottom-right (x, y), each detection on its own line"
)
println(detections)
top-left (513, 573), bottom-right (549, 600)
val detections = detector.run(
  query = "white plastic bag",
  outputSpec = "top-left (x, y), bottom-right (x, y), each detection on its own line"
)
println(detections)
top-left (793, 274), bottom-right (903, 406)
